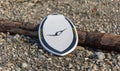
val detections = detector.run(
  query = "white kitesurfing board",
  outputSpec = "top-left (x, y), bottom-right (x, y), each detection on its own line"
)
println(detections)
top-left (38, 14), bottom-right (78, 56)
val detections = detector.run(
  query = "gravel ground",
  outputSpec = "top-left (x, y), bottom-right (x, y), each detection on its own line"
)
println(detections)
top-left (0, 0), bottom-right (120, 71)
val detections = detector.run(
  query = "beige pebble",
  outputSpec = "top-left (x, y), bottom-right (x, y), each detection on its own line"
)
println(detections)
top-left (22, 63), bottom-right (28, 68)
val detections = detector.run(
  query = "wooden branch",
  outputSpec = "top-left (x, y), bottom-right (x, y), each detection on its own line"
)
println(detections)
top-left (0, 19), bottom-right (120, 51)
top-left (78, 31), bottom-right (120, 51)
top-left (0, 19), bottom-right (38, 37)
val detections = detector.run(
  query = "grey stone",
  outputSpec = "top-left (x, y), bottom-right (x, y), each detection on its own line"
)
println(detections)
top-left (94, 52), bottom-right (105, 60)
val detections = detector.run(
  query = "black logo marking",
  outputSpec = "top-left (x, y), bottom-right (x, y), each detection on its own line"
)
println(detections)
top-left (47, 28), bottom-right (67, 36)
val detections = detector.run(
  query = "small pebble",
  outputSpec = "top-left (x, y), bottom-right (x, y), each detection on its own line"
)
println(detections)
top-left (76, 46), bottom-right (85, 51)
top-left (39, 49), bottom-right (44, 54)
top-left (100, 30), bottom-right (106, 33)
top-left (65, 57), bottom-right (71, 61)
top-left (94, 52), bottom-right (105, 60)
top-left (47, 58), bottom-right (52, 61)
top-left (1, 33), bottom-right (6, 38)
top-left (85, 58), bottom-right (89, 60)
top-left (16, 67), bottom-right (21, 71)
top-left (93, 64), bottom-right (98, 71)
top-left (107, 61), bottom-right (113, 65)
top-left (69, 69), bottom-right (75, 71)
top-left (7, 62), bottom-right (14, 67)
top-left (22, 63), bottom-right (28, 68)
top-left (76, 65), bottom-right (80, 70)
top-left (117, 55), bottom-right (120, 62)
top-left (106, 53), bottom-right (112, 59)
top-left (69, 63), bottom-right (73, 68)
top-left (0, 67), bottom-right (2, 71)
